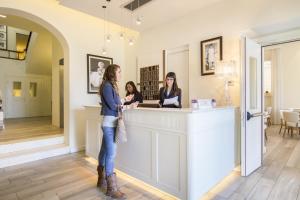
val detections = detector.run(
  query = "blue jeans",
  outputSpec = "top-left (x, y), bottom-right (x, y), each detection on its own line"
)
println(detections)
top-left (98, 126), bottom-right (117, 176)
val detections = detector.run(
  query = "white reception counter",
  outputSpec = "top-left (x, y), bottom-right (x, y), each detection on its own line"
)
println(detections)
top-left (84, 106), bottom-right (239, 200)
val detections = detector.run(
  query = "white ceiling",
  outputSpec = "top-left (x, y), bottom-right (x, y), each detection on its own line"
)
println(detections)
top-left (58, 0), bottom-right (225, 32)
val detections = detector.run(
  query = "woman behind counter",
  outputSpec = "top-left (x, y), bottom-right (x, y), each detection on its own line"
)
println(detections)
top-left (159, 72), bottom-right (182, 108)
top-left (124, 81), bottom-right (143, 105)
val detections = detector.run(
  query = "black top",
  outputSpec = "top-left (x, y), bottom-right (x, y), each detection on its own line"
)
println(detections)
top-left (124, 91), bottom-right (144, 105)
top-left (159, 87), bottom-right (182, 108)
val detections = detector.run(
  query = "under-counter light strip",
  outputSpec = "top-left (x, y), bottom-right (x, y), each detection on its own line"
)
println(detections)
top-left (84, 156), bottom-right (178, 200)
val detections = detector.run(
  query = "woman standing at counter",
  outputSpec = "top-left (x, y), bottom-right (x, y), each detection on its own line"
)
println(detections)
top-left (97, 64), bottom-right (126, 199)
top-left (159, 72), bottom-right (182, 108)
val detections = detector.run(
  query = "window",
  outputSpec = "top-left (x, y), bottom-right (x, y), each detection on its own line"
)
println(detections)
top-left (29, 82), bottom-right (37, 97)
top-left (13, 81), bottom-right (22, 97)
top-left (264, 61), bottom-right (272, 94)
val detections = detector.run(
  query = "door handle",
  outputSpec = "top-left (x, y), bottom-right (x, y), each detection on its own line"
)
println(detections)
top-left (247, 111), bottom-right (263, 121)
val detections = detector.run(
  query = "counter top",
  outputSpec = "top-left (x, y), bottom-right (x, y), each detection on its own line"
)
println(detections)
top-left (84, 105), bottom-right (236, 113)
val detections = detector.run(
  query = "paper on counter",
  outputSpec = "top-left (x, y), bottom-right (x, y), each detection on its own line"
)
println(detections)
top-left (163, 96), bottom-right (178, 105)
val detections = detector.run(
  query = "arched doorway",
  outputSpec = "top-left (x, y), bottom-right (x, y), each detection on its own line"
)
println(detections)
top-left (0, 7), bottom-right (70, 160)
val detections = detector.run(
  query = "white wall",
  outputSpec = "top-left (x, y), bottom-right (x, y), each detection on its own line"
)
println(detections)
top-left (4, 74), bottom-right (51, 118)
top-left (0, 57), bottom-right (52, 118)
top-left (279, 42), bottom-right (300, 109)
top-left (52, 36), bottom-right (63, 127)
top-left (134, 0), bottom-right (300, 107)
top-left (264, 41), bottom-right (300, 124)
top-left (0, 0), bottom-right (138, 152)
top-left (0, 58), bottom-right (26, 112)
top-left (137, 20), bottom-right (241, 107)
top-left (26, 30), bottom-right (53, 75)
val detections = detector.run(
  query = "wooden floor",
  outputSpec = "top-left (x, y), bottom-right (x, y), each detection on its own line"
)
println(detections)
top-left (1, 125), bottom-right (300, 200)
top-left (202, 125), bottom-right (300, 200)
top-left (0, 152), bottom-right (173, 200)
top-left (0, 117), bottom-right (63, 143)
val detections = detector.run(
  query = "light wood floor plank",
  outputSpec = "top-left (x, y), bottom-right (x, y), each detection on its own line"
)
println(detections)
top-left (1, 125), bottom-right (300, 200)
top-left (203, 125), bottom-right (300, 200)
top-left (246, 177), bottom-right (275, 200)
top-left (0, 117), bottom-right (63, 142)
top-left (267, 167), bottom-right (300, 200)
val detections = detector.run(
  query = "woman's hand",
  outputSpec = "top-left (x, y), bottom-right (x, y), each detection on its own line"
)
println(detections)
top-left (125, 94), bottom-right (134, 102)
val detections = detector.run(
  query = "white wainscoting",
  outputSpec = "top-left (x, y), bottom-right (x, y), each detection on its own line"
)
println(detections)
top-left (85, 106), bottom-right (237, 200)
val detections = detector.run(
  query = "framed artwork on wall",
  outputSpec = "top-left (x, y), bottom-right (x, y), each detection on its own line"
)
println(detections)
top-left (0, 25), bottom-right (7, 50)
top-left (0, 40), bottom-right (6, 50)
top-left (0, 25), bottom-right (6, 32)
top-left (200, 36), bottom-right (223, 75)
top-left (87, 54), bottom-right (113, 94)
top-left (0, 31), bottom-right (6, 40)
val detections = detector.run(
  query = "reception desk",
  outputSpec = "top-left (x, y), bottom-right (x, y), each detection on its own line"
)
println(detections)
top-left (84, 106), bottom-right (238, 200)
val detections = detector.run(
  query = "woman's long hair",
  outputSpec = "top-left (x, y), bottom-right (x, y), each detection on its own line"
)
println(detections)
top-left (99, 64), bottom-right (120, 96)
top-left (164, 72), bottom-right (180, 96)
top-left (125, 81), bottom-right (138, 96)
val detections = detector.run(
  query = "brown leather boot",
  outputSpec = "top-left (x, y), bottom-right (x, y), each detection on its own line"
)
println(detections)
top-left (106, 173), bottom-right (126, 199)
top-left (97, 165), bottom-right (106, 190)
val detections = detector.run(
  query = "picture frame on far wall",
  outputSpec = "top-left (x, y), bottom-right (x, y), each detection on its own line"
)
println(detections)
top-left (200, 36), bottom-right (222, 76)
top-left (0, 25), bottom-right (6, 32)
top-left (0, 31), bottom-right (6, 40)
top-left (0, 40), bottom-right (6, 50)
top-left (87, 54), bottom-right (113, 94)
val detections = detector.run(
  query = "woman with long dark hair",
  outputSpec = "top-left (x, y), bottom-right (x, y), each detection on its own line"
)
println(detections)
top-left (123, 81), bottom-right (143, 105)
top-left (97, 64), bottom-right (126, 199)
top-left (159, 72), bottom-right (182, 108)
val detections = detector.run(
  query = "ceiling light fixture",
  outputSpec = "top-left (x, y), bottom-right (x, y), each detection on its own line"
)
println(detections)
top-left (136, 16), bottom-right (142, 25)
top-left (102, 5), bottom-right (107, 55)
top-left (128, 3), bottom-right (135, 46)
top-left (119, 32), bottom-right (125, 39)
top-left (135, 0), bottom-right (142, 25)
top-left (119, 0), bottom-right (126, 40)
top-left (106, 0), bottom-right (112, 43)
top-left (129, 38), bottom-right (134, 46)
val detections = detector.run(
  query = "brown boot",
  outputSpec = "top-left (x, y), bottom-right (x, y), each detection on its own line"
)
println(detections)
top-left (106, 173), bottom-right (126, 199)
top-left (97, 165), bottom-right (106, 189)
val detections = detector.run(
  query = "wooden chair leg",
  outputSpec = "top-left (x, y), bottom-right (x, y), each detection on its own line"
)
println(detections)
top-left (264, 129), bottom-right (268, 141)
top-left (279, 124), bottom-right (282, 134)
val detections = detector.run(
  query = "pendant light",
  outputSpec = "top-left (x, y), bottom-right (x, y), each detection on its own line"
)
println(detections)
top-left (136, 0), bottom-right (142, 25)
top-left (105, 0), bottom-right (112, 43)
top-left (119, 0), bottom-right (125, 40)
top-left (102, 5), bottom-right (107, 55)
top-left (128, 2), bottom-right (135, 46)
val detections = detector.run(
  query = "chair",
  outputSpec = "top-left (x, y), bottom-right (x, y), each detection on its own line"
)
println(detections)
top-left (263, 116), bottom-right (268, 141)
top-left (279, 110), bottom-right (286, 134)
top-left (282, 111), bottom-right (300, 137)
top-left (279, 109), bottom-right (294, 134)
top-left (266, 107), bottom-right (272, 127)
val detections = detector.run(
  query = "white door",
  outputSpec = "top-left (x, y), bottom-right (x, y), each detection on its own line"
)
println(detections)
top-left (5, 78), bottom-right (27, 118)
top-left (241, 37), bottom-right (263, 176)
top-left (5, 76), bottom-right (51, 118)
top-left (167, 45), bottom-right (189, 107)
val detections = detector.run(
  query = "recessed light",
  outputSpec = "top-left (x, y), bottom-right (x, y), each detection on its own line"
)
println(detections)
top-left (0, 14), bottom-right (7, 18)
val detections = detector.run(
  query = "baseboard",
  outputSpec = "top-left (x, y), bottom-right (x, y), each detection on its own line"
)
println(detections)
top-left (70, 145), bottom-right (85, 153)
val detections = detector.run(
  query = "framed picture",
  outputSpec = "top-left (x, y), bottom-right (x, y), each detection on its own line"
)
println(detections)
top-left (0, 32), bottom-right (6, 40)
top-left (0, 40), bottom-right (6, 50)
top-left (87, 54), bottom-right (113, 94)
top-left (200, 36), bottom-right (223, 75)
top-left (0, 25), bottom-right (6, 32)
